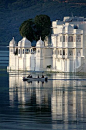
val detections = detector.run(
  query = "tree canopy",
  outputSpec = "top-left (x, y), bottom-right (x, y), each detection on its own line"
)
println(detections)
top-left (19, 14), bottom-right (51, 42)
top-left (19, 19), bottom-right (35, 42)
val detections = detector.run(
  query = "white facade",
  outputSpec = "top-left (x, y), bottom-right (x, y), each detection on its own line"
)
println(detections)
top-left (7, 16), bottom-right (86, 72)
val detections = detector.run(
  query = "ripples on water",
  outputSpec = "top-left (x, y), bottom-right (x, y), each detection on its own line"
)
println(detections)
top-left (0, 69), bottom-right (86, 130)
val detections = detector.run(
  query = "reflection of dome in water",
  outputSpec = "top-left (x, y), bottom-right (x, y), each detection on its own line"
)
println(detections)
top-left (9, 37), bottom-right (16, 47)
top-left (21, 37), bottom-right (31, 48)
top-left (36, 37), bottom-right (44, 47)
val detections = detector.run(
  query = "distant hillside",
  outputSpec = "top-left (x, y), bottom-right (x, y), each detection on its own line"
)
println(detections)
top-left (0, 0), bottom-right (86, 45)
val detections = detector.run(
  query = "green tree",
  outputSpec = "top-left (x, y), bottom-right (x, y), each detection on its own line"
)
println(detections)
top-left (19, 15), bottom-right (51, 42)
top-left (19, 19), bottom-right (35, 42)
top-left (34, 14), bottom-right (51, 41)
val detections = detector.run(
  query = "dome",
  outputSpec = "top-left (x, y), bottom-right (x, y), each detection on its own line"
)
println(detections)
top-left (21, 37), bottom-right (31, 48)
top-left (9, 37), bottom-right (16, 47)
top-left (36, 37), bottom-right (44, 47)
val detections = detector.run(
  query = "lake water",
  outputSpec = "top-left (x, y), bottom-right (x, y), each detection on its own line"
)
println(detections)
top-left (0, 46), bottom-right (9, 68)
top-left (0, 47), bottom-right (86, 130)
top-left (0, 70), bottom-right (86, 130)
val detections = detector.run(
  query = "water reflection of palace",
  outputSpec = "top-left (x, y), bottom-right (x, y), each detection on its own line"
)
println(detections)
top-left (9, 73), bottom-right (52, 108)
top-left (9, 73), bottom-right (86, 128)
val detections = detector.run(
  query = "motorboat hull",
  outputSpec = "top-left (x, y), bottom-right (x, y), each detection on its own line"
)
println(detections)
top-left (23, 77), bottom-right (48, 82)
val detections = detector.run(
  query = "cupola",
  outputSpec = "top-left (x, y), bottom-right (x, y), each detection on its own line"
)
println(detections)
top-left (36, 37), bottom-right (44, 47)
top-left (21, 37), bottom-right (31, 48)
top-left (9, 37), bottom-right (16, 47)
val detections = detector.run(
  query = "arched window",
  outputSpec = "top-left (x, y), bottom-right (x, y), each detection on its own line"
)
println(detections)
top-left (23, 49), bottom-right (24, 54)
top-left (63, 50), bottom-right (65, 55)
top-left (14, 48), bottom-right (18, 55)
top-left (25, 49), bottom-right (30, 54)
top-left (76, 35), bottom-right (81, 42)
top-left (69, 50), bottom-right (73, 56)
top-left (63, 36), bottom-right (65, 42)
top-left (31, 49), bottom-right (32, 53)
top-left (68, 36), bottom-right (73, 42)
top-left (38, 49), bottom-right (40, 53)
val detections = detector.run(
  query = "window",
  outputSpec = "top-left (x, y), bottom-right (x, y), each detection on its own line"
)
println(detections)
top-left (31, 49), bottom-right (32, 53)
top-left (76, 35), bottom-right (81, 42)
top-left (63, 36), bottom-right (65, 42)
top-left (14, 48), bottom-right (18, 55)
top-left (60, 35), bottom-right (65, 42)
top-left (25, 49), bottom-right (30, 54)
top-left (69, 50), bottom-right (73, 56)
top-left (31, 49), bottom-right (34, 54)
top-left (23, 49), bottom-right (24, 54)
top-left (68, 36), bottom-right (73, 42)
top-left (63, 50), bottom-right (65, 55)
top-left (38, 49), bottom-right (40, 53)
top-left (77, 50), bottom-right (81, 56)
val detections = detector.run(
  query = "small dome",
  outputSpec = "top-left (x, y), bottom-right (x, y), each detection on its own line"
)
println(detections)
top-left (36, 37), bottom-right (44, 47)
top-left (21, 37), bottom-right (31, 48)
top-left (9, 37), bottom-right (16, 47)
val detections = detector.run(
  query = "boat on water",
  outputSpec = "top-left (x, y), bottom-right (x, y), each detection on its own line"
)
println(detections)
top-left (23, 76), bottom-right (48, 82)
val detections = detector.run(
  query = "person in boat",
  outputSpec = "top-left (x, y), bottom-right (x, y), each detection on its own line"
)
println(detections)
top-left (27, 75), bottom-right (30, 78)
top-left (30, 75), bottom-right (32, 78)
top-left (42, 74), bottom-right (44, 78)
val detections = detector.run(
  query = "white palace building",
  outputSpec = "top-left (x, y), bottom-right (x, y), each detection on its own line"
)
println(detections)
top-left (7, 16), bottom-right (86, 72)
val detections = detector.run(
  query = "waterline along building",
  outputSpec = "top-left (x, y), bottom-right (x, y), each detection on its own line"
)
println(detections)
top-left (7, 16), bottom-right (86, 72)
